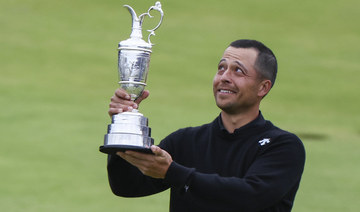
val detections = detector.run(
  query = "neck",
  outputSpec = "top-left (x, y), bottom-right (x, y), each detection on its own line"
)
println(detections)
top-left (220, 108), bottom-right (260, 133)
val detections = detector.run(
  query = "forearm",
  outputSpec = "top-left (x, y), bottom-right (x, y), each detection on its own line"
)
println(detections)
top-left (164, 162), bottom-right (277, 211)
top-left (163, 141), bottom-right (305, 211)
top-left (107, 154), bottom-right (169, 197)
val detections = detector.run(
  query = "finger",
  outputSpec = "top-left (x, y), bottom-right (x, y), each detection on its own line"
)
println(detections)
top-left (110, 94), bottom-right (135, 106)
top-left (116, 151), bottom-right (125, 158)
top-left (134, 90), bottom-right (150, 105)
top-left (117, 151), bottom-right (150, 171)
top-left (109, 88), bottom-right (138, 116)
top-left (109, 102), bottom-right (135, 111)
top-left (108, 107), bottom-right (123, 116)
top-left (117, 151), bottom-right (140, 164)
top-left (115, 88), bottom-right (131, 100)
top-left (123, 150), bottom-right (153, 161)
top-left (151, 145), bottom-right (164, 156)
top-left (108, 102), bottom-right (134, 116)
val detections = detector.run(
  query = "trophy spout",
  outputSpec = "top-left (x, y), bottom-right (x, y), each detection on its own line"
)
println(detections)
top-left (124, 5), bottom-right (143, 40)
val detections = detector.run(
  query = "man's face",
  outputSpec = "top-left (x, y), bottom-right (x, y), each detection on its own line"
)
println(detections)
top-left (213, 47), bottom-right (264, 114)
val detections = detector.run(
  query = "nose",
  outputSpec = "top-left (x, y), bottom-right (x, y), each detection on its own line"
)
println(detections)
top-left (220, 68), bottom-right (232, 83)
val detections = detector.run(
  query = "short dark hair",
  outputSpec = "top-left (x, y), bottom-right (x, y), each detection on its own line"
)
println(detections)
top-left (229, 39), bottom-right (277, 87)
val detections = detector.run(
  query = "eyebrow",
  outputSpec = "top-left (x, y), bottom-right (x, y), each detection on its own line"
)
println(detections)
top-left (218, 58), bottom-right (249, 74)
top-left (218, 59), bottom-right (226, 66)
top-left (234, 61), bottom-right (249, 74)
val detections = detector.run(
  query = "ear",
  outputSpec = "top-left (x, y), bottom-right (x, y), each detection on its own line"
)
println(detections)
top-left (257, 79), bottom-right (272, 98)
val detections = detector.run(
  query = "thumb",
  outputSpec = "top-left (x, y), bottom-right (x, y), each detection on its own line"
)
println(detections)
top-left (135, 90), bottom-right (150, 105)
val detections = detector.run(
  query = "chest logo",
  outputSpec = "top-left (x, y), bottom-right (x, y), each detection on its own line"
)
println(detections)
top-left (259, 138), bottom-right (271, 146)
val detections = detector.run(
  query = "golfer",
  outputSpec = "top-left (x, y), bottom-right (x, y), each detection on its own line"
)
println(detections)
top-left (106, 39), bottom-right (306, 212)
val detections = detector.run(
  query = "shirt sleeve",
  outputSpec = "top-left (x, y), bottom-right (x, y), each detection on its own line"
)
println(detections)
top-left (162, 134), bottom-right (306, 211)
top-left (107, 154), bottom-right (169, 197)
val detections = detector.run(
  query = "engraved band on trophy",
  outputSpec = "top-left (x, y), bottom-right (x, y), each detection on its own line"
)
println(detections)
top-left (100, 2), bottom-right (164, 154)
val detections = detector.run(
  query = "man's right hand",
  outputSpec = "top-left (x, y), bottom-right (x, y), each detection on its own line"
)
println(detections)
top-left (108, 88), bottom-right (150, 117)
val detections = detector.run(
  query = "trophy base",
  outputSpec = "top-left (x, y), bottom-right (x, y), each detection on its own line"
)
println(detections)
top-left (101, 111), bottom-right (154, 155)
top-left (99, 145), bottom-right (153, 154)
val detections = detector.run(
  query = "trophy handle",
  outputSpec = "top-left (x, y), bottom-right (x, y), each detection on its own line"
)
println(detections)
top-left (144, 1), bottom-right (164, 45)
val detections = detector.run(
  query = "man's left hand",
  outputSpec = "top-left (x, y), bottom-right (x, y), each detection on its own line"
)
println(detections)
top-left (117, 145), bottom-right (173, 179)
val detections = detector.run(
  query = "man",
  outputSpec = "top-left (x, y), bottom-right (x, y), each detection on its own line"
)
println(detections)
top-left (107, 39), bottom-right (306, 212)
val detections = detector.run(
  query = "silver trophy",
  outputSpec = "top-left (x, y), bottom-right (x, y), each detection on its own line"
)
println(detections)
top-left (100, 2), bottom-right (164, 154)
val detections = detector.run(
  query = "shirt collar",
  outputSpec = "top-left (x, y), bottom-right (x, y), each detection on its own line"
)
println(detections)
top-left (217, 111), bottom-right (266, 135)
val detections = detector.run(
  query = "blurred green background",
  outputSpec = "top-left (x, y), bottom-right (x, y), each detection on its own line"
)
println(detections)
top-left (1, 0), bottom-right (359, 211)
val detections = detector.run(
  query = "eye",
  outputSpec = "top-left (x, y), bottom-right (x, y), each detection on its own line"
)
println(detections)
top-left (218, 64), bottom-right (226, 73)
top-left (235, 67), bottom-right (244, 73)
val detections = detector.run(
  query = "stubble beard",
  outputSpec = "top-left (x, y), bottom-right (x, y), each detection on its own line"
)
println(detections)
top-left (215, 95), bottom-right (241, 115)
top-left (215, 93), bottom-right (257, 115)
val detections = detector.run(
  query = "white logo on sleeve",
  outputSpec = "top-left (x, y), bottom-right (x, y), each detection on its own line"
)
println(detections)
top-left (258, 138), bottom-right (271, 146)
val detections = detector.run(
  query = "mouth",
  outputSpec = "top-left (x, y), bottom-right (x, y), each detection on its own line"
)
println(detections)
top-left (218, 89), bottom-right (236, 94)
